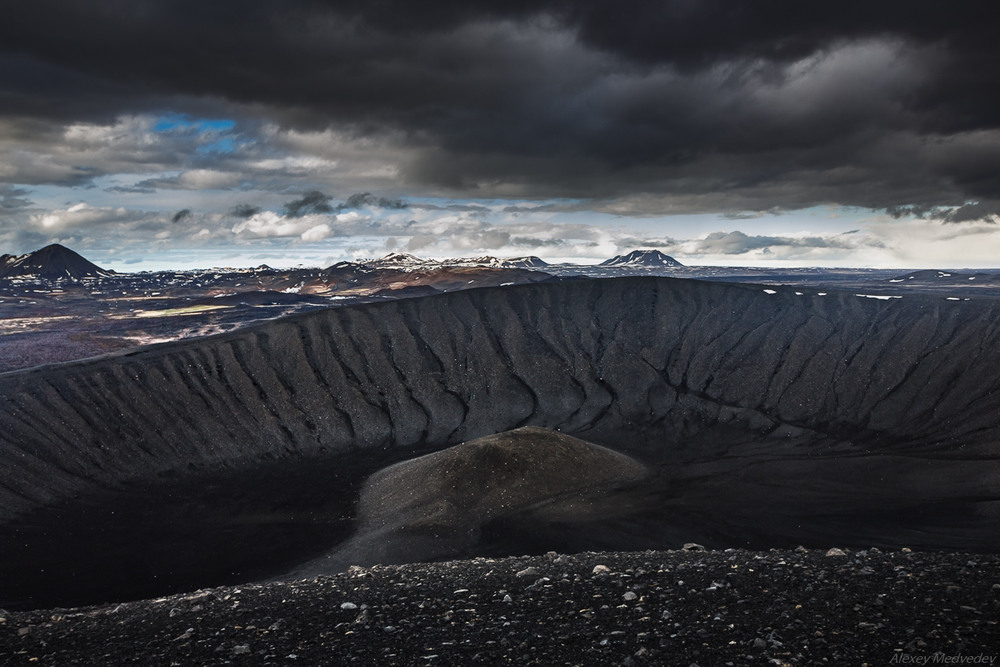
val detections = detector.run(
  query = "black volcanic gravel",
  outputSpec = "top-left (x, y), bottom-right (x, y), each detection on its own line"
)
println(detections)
top-left (2, 548), bottom-right (998, 666)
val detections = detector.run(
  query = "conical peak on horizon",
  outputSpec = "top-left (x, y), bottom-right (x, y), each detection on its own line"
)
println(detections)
top-left (0, 243), bottom-right (114, 280)
top-left (600, 249), bottom-right (684, 268)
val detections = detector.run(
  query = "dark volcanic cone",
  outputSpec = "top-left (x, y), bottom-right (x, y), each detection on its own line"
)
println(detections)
top-left (0, 243), bottom-right (113, 280)
top-left (600, 249), bottom-right (683, 267)
top-left (283, 427), bottom-right (649, 577)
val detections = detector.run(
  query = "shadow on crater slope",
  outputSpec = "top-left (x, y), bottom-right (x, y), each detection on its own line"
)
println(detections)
top-left (2, 277), bottom-right (1000, 608)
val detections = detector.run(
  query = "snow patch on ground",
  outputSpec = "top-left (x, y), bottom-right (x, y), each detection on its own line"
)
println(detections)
top-left (855, 294), bottom-right (902, 300)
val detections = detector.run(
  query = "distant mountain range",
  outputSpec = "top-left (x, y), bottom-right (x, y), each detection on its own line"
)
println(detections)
top-left (1, 244), bottom-right (687, 283)
top-left (600, 249), bottom-right (684, 267)
top-left (364, 253), bottom-right (550, 270)
top-left (0, 244), bottom-right (114, 280)
top-left (362, 250), bottom-right (686, 270)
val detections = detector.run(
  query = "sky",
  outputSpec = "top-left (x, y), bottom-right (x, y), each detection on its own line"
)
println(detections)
top-left (2, 0), bottom-right (1000, 271)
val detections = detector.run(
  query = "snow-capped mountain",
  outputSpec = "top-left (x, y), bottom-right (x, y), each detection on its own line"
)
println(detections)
top-left (599, 249), bottom-right (684, 268)
top-left (366, 252), bottom-right (436, 270)
top-left (501, 256), bottom-right (549, 269)
top-left (452, 256), bottom-right (506, 268)
top-left (363, 253), bottom-right (549, 271)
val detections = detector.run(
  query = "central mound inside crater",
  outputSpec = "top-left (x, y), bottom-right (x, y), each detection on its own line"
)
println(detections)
top-left (284, 426), bottom-right (651, 578)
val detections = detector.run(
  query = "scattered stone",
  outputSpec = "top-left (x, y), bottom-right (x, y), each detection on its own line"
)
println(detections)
top-left (682, 543), bottom-right (706, 552)
top-left (181, 591), bottom-right (213, 603)
top-left (825, 548), bottom-right (848, 557)
top-left (2, 548), bottom-right (998, 665)
top-left (516, 567), bottom-right (539, 578)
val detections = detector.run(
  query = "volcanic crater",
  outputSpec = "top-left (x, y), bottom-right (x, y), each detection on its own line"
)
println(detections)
top-left (2, 276), bottom-right (999, 610)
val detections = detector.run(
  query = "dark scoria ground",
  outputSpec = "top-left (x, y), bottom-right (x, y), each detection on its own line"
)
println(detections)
top-left (2, 548), bottom-right (998, 666)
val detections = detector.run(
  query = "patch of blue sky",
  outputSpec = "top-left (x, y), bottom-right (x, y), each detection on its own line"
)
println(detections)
top-left (151, 113), bottom-right (243, 155)
top-left (152, 113), bottom-right (236, 133)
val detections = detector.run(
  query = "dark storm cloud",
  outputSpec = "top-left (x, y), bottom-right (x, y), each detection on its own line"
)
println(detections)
top-left (887, 200), bottom-right (1000, 224)
top-left (341, 192), bottom-right (407, 211)
top-left (283, 191), bottom-right (334, 217)
top-left (228, 203), bottom-right (262, 219)
top-left (278, 191), bottom-right (409, 218)
top-left (0, 184), bottom-right (32, 211)
top-left (943, 201), bottom-right (1000, 224)
top-left (171, 208), bottom-right (192, 224)
top-left (2, 1), bottom-right (999, 216)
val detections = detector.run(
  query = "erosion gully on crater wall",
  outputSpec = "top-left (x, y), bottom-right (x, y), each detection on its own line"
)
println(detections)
top-left (1, 276), bottom-right (999, 609)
